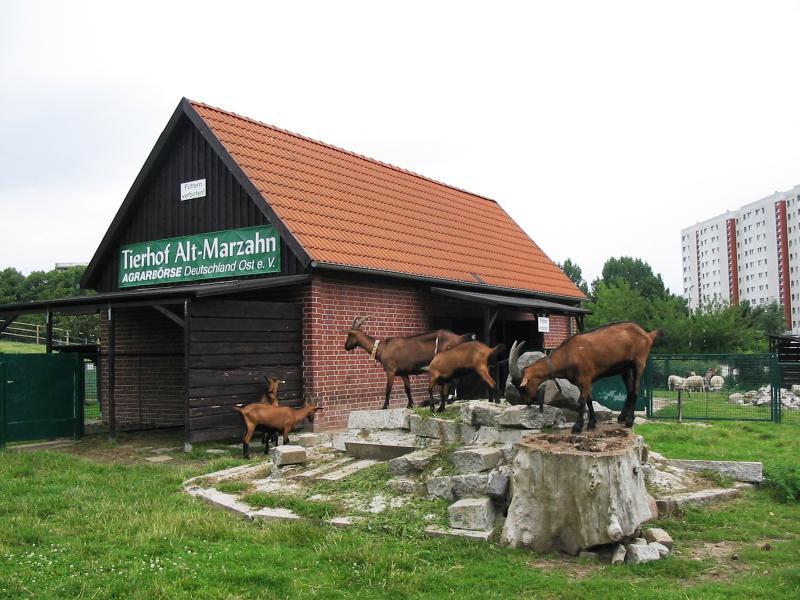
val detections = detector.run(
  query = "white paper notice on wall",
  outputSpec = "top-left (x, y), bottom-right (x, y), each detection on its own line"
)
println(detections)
top-left (180, 179), bottom-right (206, 201)
top-left (537, 316), bottom-right (550, 333)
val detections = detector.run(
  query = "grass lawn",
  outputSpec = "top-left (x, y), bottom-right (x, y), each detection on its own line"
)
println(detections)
top-left (0, 426), bottom-right (799, 598)
top-left (0, 340), bottom-right (45, 354)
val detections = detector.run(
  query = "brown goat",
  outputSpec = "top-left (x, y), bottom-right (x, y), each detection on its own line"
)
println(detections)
top-left (508, 322), bottom-right (664, 433)
top-left (343, 315), bottom-right (476, 409)
top-left (425, 341), bottom-right (506, 413)
top-left (253, 377), bottom-right (285, 448)
top-left (232, 402), bottom-right (323, 459)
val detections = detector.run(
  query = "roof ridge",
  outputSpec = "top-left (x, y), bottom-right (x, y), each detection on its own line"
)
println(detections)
top-left (188, 98), bottom-right (499, 205)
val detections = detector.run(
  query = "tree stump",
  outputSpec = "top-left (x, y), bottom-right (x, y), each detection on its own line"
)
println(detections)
top-left (501, 424), bottom-right (652, 555)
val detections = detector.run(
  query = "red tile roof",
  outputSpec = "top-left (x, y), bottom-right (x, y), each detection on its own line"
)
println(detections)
top-left (190, 101), bottom-right (584, 300)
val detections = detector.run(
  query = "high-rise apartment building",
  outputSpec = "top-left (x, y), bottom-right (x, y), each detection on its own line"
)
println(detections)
top-left (681, 185), bottom-right (800, 333)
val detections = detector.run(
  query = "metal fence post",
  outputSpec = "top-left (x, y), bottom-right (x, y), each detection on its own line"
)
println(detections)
top-left (771, 354), bottom-right (781, 424)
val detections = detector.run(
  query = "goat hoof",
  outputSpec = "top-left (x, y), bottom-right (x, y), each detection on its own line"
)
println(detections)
top-left (571, 422), bottom-right (584, 434)
top-left (588, 421), bottom-right (597, 430)
top-left (616, 413), bottom-right (626, 424)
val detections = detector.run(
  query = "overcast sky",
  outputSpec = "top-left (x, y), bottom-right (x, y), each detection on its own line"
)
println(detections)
top-left (2, 1), bottom-right (799, 295)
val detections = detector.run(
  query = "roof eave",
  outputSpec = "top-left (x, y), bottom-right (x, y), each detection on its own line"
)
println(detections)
top-left (310, 261), bottom-right (587, 305)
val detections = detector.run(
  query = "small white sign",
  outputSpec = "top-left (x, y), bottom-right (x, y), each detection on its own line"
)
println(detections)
top-left (537, 316), bottom-right (550, 333)
top-left (180, 179), bottom-right (206, 201)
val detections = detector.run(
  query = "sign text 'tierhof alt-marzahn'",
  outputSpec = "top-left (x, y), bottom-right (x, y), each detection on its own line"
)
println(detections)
top-left (118, 225), bottom-right (281, 288)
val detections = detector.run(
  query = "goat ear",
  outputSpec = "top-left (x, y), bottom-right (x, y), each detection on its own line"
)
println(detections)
top-left (315, 405), bottom-right (325, 411)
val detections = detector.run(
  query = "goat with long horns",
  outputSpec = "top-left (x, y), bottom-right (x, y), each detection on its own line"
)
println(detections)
top-left (343, 315), bottom-right (476, 409)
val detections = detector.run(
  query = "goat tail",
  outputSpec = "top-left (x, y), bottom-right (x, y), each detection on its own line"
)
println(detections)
top-left (649, 329), bottom-right (666, 343)
top-left (420, 365), bottom-right (430, 372)
top-left (489, 344), bottom-right (506, 361)
top-left (231, 405), bottom-right (245, 413)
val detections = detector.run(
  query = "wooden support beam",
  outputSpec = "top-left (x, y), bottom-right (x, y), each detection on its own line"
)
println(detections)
top-left (483, 306), bottom-right (498, 344)
top-left (0, 314), bottom-right (19, 334)
top-left (153, 304), bottom-right (186, 329)
top-left (46, 311), bottom-right (53, 354)
top-left (108, 307), bottom-right (117, 443)
top-left (183, 299), bottom-right (192, 453)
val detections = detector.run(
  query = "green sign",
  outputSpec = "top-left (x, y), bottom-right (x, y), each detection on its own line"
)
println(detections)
top-left (118, 225), bottom-right (281, 288)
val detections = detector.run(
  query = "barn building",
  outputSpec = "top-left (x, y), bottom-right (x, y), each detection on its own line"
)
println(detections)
top-left (1, 99), bottom-right (587, 445)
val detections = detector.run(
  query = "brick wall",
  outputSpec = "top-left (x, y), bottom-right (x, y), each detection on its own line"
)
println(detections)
top-left (302, 276), bottom-right (432, 429)
top-left (99, 307), bottom-right (184, 428)
top-left (544, 314), bottom-right (574, 349)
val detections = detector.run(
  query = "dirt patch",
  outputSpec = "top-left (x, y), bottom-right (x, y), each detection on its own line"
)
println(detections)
top-left (519, 423), bottom-right (635, 456)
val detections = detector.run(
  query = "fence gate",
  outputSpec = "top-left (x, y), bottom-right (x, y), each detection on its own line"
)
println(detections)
top-left (646, 353), bottom-right (778, 422)
top-left (0, 353), bottom-right (84, 448)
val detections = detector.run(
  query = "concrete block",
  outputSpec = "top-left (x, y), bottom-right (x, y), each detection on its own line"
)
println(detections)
top-left (656, 487), bottom-right (741, 516)
top-left (448, 497), bottom-right (496, 531)
top-left (667, 459), bottom-right (763, 483)
top-left (452, 447), bottom-right (501, 473)
top-left (592, 401), bottom-right (613, 422)
top-left (625, 543), bottom-right (661, 564)
top-left (188, 487), bottom-right (253, 520)
top-left (460, 424), bottom-right (478, 444)
top-left (252, 507), bottom-right (302, 522)
top-left (409, 415), bottom-right (460, 442)
top-left (291, 457), bottom-right (353, 481)
top-left (425, 525), bottom-right (494, 542)
top-left (269, 445), bottom-right (307, 466)
top-left (344, 440), bottom-right (416, 460)
top-left (460, 401), bottom-right (505, 426)
top-left (451, 473), bottom-right (490, 498)
top-left (644, 527), bottom-right (674, 550)
top-left (388, 448), bottom-right (438, 475)
top-left (496, 404), bottom-right (564, 429)
top-left (347, 408), bottom-right (410, 430)
top-left (426, 476), bottom-right (454, 501)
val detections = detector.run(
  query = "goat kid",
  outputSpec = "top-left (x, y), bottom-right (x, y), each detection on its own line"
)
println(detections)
top-left (233, 402), bottom-right (323, 459)
top-left (424, 341), bottom-right (506, 413)
top-left (509, 322), bottom-right (664, 433)
top-left (343, 315), bottom-right (475, 409)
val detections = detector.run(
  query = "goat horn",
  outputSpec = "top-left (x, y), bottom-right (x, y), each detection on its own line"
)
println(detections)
top-left (509, 340), bottom-right (526, 384)
top-left (352, 314), bottom-right (373, 329)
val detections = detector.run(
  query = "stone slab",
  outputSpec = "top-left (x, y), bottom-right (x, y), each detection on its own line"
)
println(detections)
top-left (269, 445), bottom-right (307, 466)
top-left (487, 466), bottom-right (511, 501)
top-left (345, 440), bottom-right (417, 461)
top-left (649, 542), bottom-right (670, 558)
top-left (425, 525), bottom-right (494, 542)
top-left (452, 447), bottom-right (501, 474)
top-left (611, 544), bottom-right (627, 564)
top-left (387, 477), bottom-right (425, 495)
top-left (656, 487), bottom-right (741, 516)
top-left (667, 459), bottom-right (763, 483)
top-left (495, 404), bottom-right (564, 429)
top-left (448, 496), bottom-right (496, 530)
top-left (451, 473), bottom-right (490, 499)
top-left (426, 476), bottom-right (454, 501)
top-left (388, 448), bottom-right (438, 475)
top-left (146, 455), bottom-right (174, 463)
top-left (644, 527), bottom-right (674, 550)
top-left (187, 487), bottom-right (254, 520)
top-left (347, 408), bottom-right (411, 431)
top-left (472, 426), bottom-right (527, 446)
top-left (291, 457), bottom-right (353, 481)
top-left (409, 415), bottom-right (461, 442)
top-left (317, 459), bottom-right (378, 481)
top-left (290, 433), bottom-right (329, 448)
top-left (460, 401), bottom-right (505, 426)
top-left (329, 516), bottom-right (358, 528)
top-left (252, 506), bottom-right (303, 522)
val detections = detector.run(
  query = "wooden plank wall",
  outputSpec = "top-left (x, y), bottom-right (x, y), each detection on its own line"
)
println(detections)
top-left (188, 299), bottom-right (302, 443)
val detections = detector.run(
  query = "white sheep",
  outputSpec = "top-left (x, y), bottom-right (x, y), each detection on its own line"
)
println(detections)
top-left (684, 375), bottom-right (706, 392)
top-left (668, 375), bottom-right (686, 391)
top-left (708, 375), bottom-right (725, 391)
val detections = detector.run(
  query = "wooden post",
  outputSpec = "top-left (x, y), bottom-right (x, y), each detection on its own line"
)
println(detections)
top-left (677, 389), bottom-right (683, 423)
top-left (108, 307), bottom-right (116, 443)
top-left (183, 299), bottom-right (192, 453)
top-left (46, 311), bottom-right (53, 354)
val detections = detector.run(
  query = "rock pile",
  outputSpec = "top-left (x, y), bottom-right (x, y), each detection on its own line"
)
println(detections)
top-left (728, 385), bottom-right (800, 409)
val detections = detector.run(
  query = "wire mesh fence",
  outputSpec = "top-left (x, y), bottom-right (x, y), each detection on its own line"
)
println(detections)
top-left (84, 360), bottom-right (101, 426)
top-left (647, 354), bottom-right (779, 422)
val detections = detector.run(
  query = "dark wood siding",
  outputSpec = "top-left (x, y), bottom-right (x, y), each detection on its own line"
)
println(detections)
top-left (187, 299), bottom-right (302, 443)
top-left (93, 116), bottom-right (304, 292)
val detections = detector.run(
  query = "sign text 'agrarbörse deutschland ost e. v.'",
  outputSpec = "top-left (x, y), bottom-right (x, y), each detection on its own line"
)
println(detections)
top-left (118, 225), bottom-right (281, 288)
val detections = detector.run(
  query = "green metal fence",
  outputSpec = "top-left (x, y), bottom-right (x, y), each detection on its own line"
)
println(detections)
top-left (645, 353), bottom-right (793, 423)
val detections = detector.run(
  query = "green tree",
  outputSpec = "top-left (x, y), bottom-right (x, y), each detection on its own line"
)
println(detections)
top-left (558, 258), bottom-right (589, 296)
top-left (0, 268), bottom-right (25, 304)
top-left (599, 256), bottom-right (668, 301)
